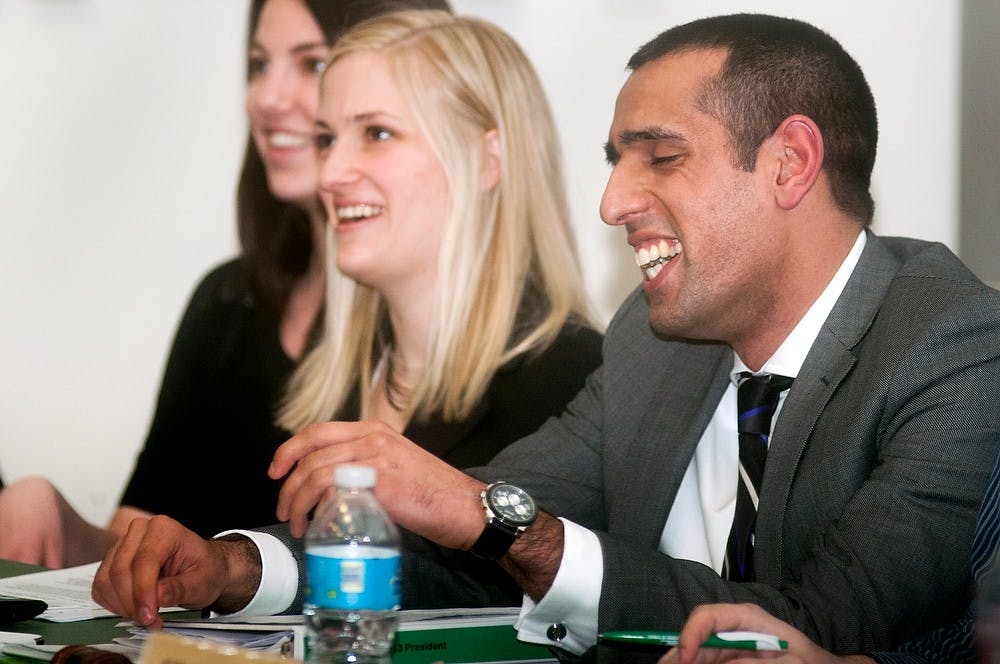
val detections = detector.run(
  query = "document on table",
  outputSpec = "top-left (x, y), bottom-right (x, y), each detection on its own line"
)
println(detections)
top-left (0, 630), bottom-right (43, 645)
top-left (122, 607), bottom-right (551, 663)
top-left (0, 562), bottom-right (179, 623)
top-left (0, 562), bottom-right (114, 622)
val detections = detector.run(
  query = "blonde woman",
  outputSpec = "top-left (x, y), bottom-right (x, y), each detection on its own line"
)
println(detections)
top-left (276, 9), bottom-right (602, 469)
top-left (91, 11), bottom-right (603, 626)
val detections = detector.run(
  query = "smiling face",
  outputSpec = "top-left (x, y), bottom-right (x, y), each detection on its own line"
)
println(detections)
top-left (601, 48), bottom-right (787, 347)
top-left (315, 51), bottom-right (450, 296)
top-left (245, 0), bottom-right (328, 210)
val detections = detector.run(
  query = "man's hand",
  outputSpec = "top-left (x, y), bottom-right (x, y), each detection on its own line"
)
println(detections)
top-left (91, 516), bottom-right (261, 628)
top-left (658, 603), bottom-right (873, 664)
top-left (269, 420), bottom-right (485, 546)
top-left (270, 420), bottom-right (567, 601)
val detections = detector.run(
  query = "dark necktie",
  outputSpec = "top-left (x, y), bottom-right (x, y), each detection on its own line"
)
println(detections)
top-left (724, 372), bottom-right (794, 582)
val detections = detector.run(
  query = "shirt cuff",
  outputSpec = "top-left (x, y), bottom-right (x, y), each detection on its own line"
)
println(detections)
top-left (514, 518), bottom-right (602, 655)
top-left (212, 529), bottom-right (298, 617)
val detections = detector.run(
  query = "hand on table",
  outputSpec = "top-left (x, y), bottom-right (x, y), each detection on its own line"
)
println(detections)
top-left (269, 420), bottom-right (485, 547)
top-left (91, 516), bottom-right (260, 628)
top-left (658, 603), bottom-right (873, 664)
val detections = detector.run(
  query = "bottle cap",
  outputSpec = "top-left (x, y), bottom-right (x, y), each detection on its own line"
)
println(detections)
top-left (334, 464), bottom-right (377, 489)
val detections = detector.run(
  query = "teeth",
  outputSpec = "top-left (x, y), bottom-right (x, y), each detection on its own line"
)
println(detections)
top-left (634, 240), bottom-right (683, 278)
top-left (636, 247), bottom-right (650, 267)
top-left (269, 131), bottom-right (308, 148)
top-left (336, 204), bottom-right (384, 220)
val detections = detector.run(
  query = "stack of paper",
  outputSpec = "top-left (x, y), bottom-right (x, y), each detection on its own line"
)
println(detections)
top-left (128, 608), bottom-right (557, 663)
top-left (122, 617), bottom-right (301, 659)
top-left (142, 632), bottom-right (292, 664)
top-left (0, 563), bottom-right (113, 622)
top-left (0, 563), bottom-right (185, 623)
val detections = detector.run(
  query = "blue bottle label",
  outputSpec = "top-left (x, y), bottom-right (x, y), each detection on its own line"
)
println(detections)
top-left (305, 546), bottom-right (401, 610)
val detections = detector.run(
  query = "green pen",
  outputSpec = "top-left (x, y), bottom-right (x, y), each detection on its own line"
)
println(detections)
top-left (599, 630), bottom-right (788, 651)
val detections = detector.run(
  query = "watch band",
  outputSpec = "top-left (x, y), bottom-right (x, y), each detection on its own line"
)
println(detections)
top-left (470, 518), bottom-right (521, 560)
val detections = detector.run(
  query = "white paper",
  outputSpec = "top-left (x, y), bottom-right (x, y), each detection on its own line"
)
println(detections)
top-left (120, 607), bottom-right (520, 661)
top-left (0, 563), bottom-right (112, 622)
top-left (0, 630), bottom-right (43, 645)
top-left (0, 563), bottom-right (183, 623)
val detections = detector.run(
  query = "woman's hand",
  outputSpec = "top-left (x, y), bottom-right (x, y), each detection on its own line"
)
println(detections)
top-left (0, 476), bottom-right (117, 568)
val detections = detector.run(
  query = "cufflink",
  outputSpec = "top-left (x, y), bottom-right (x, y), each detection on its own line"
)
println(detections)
top-left (546, 623), bottom-right (567, 642)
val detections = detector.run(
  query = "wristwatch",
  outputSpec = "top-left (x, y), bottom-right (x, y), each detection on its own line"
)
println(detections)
top-left (470, 481), bottom-right (538, 560)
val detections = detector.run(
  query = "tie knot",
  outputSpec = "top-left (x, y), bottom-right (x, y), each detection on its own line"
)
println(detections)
top-left (737, 372), bottom-right (793, 436)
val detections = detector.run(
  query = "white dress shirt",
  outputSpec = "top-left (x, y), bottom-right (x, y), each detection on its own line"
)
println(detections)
top-left (212, 529), bottom-right (299, 617)
top-left (232, 232), bottom-right (867, 651)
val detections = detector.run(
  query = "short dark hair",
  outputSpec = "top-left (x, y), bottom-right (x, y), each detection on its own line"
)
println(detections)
top-left (238, 0), bottom-right (452, 321)
top-left (629, 14), bottom-right (878, 224)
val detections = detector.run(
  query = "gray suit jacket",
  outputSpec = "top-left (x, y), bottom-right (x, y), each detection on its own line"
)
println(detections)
top-left (272, 234), bottom-right (1000, 657)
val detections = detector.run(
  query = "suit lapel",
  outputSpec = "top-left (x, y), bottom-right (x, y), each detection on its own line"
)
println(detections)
top-left (620, 342), bottom-right (732, 549)
top-left (755, 232), bottom-right (902, 583)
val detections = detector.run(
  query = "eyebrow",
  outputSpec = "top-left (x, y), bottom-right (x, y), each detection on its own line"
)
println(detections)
top-left (314, 112), bottom-right (404, 131)
top-left (249, 40), bottom-right (328, 54)
top-left (604, 126), bottom-right (687, 165)
top-left (349, 111), bottom-right (402, 124)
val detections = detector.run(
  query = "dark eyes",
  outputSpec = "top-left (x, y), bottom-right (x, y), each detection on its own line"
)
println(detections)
top-left (248, 57), bottom-right (267, 78)
top-left (315, 133), bottom-right (334, 150)
top-left (247, 55), bottom-right (326, 78)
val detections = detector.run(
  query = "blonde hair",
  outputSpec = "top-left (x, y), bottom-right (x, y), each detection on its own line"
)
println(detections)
top-left (279, 10), bottom-right (593, 432)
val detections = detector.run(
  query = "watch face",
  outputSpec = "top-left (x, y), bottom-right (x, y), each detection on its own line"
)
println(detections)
top-left (486, 483), bottom-right (537, 526)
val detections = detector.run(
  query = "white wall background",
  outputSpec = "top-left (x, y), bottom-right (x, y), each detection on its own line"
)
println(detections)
top-left (0, 1), bottom-right (959, 525)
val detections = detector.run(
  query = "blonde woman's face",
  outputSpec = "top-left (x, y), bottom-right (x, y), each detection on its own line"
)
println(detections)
top-left (315, 52), bottom-right (450, 297)
top-left (245, 0), bottom-right (328, 209)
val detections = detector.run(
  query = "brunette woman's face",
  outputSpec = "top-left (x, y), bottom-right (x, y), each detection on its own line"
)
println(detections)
top-left (245, 0), bottom-right (328, 210)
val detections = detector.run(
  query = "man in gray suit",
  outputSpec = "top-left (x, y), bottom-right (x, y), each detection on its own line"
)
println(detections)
top-left (94, 13), bottom-right (1000, 660)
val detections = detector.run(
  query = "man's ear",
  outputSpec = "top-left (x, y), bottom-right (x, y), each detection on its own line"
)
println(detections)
top-left (479, 128), bottom-right (502, 192)
top-left (771, 114), bottom-right (823, 210)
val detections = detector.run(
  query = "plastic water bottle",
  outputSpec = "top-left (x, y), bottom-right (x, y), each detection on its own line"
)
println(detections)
top-left (304, 465), bottom-right (401, 664)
